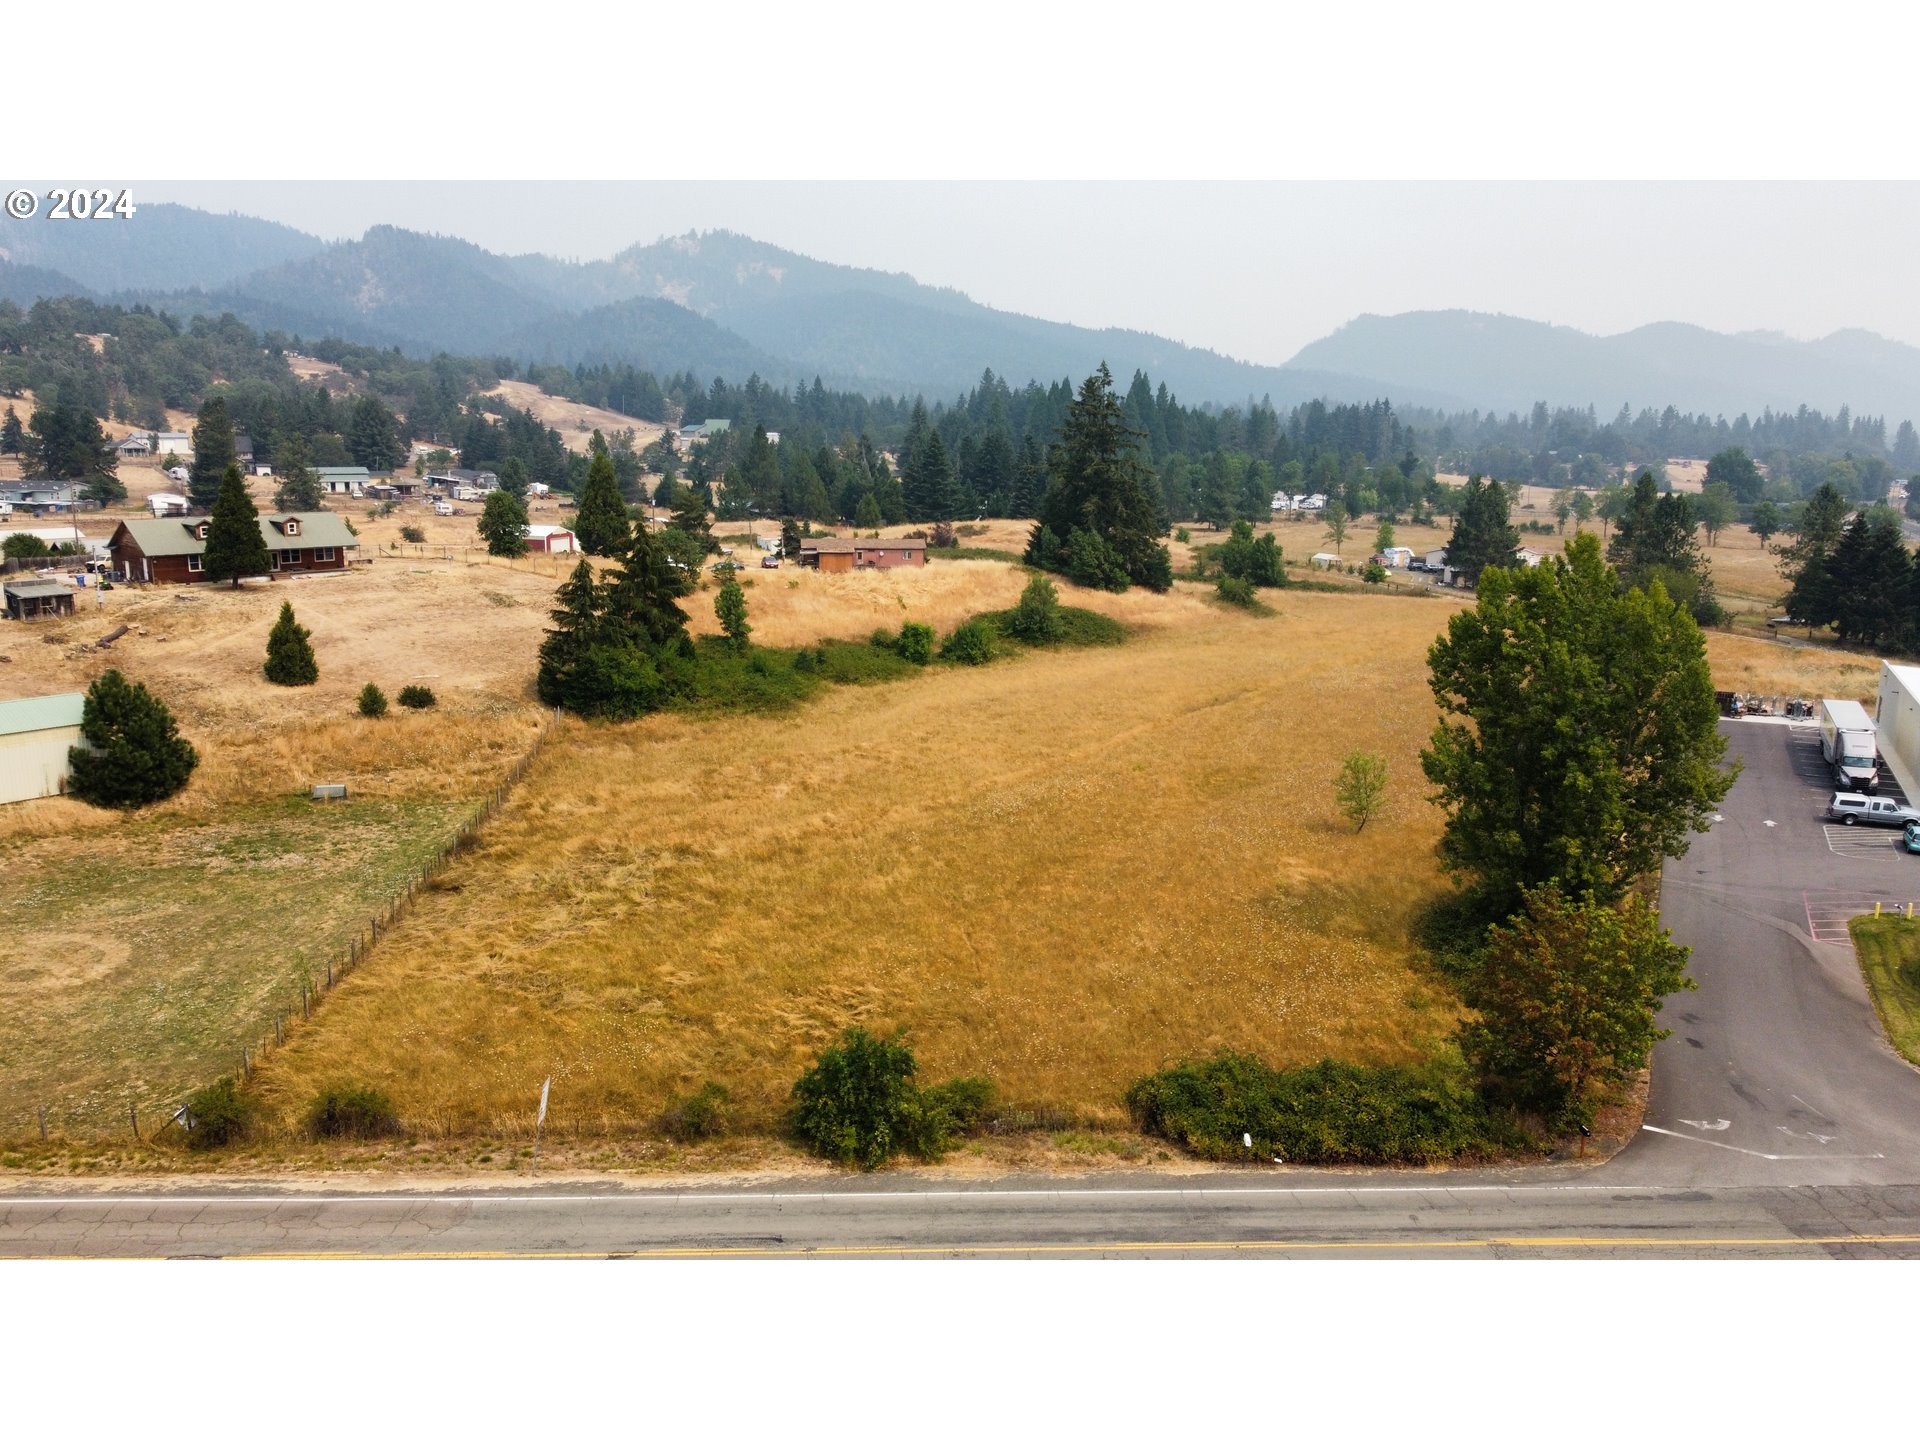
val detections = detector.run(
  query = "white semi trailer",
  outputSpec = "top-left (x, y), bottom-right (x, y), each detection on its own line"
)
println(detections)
top-left (1875, 663), bottom-right (1920, 801)
top-left (1819, 698), bottom-right (1880, 792)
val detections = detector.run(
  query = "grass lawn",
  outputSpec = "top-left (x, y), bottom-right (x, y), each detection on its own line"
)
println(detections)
top-left (0, 797), bottom-right (469, 1137)
top-left (1847, 915), bottom-right (1920, 1067)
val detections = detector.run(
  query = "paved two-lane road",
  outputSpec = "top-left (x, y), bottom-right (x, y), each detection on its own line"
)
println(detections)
top-left (7, 719), bottom-right (1920, 1259)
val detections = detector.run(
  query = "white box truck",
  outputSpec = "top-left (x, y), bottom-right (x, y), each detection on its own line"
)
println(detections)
top-left (1819, 698), bottom-right (1879, 791)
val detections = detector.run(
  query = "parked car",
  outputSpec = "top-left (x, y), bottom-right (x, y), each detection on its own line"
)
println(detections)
top-left (1904, 820), bottom-right (1920, 855)
top-left (1826, 791), bottom-right (1920, 827)
top-left (760, 554), bottom-right (781, 569)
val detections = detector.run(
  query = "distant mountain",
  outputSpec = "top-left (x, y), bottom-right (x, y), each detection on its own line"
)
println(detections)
top-left (0, 259), bottom-right (95, 307)
top-left (0, 202), bottom-right (323, 294)
top-left (513, 229), bottom-right (1431, 407)
top-left (7, 206), bottom-right (1919, 426)
top-left (1285, 310), bottom-right (1920, 421)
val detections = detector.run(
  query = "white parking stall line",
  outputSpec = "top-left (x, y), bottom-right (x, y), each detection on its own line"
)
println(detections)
top-left (1802, 890), bottom-right (1920, 944)
top-left (1824, 828), bottom-right (1902, 861)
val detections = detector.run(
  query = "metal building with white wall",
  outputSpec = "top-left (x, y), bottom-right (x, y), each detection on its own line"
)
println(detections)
top-left (1873, 662), bottom-right (1920, 802)
top-left (0, 692), bottom-right (87, 805)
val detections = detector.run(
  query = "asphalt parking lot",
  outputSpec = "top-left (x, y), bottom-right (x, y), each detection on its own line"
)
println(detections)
top-left (1614, 717), bottom-right (1920, 1188)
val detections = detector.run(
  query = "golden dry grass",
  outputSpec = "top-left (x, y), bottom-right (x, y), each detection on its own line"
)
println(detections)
top-left (482, 380), bottom-right (668, 453)
top-left (1702, 630), bottom-right (1884, 703)
top-left (251, 586), bottom-right (1468, 1139)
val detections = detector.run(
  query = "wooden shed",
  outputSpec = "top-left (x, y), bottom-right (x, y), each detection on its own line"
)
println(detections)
top-left (0, 692), bottom-right (86, 805)
top-left (4, 579), bottom-right (76, 621)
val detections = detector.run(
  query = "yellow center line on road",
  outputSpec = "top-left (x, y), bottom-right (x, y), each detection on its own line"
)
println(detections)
top-left (20, 1232), bottom-right (1920, 1260)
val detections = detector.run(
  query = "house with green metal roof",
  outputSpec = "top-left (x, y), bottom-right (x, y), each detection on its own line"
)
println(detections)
top-left (106, 512), bottom-right (359, 584)
top-left (0, 692), bottom-right (86, 805)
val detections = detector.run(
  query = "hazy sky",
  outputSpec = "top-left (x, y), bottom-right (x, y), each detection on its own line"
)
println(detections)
top-left (143, 181), bottom-right (1920, 365)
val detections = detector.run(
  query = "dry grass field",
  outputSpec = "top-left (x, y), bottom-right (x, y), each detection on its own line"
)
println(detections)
top-left (0, 475), bottom-right (1874, 1150)
top-left (482, 379), bottom-right (668, 452)
top-left (0, 557), bottom-right (559, 1137)
top-left (250, 584), bottom-right (1469, 1140)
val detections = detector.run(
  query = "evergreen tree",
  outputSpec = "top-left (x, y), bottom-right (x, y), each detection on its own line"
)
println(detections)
top-left (1444, 475), bottom-right (1519, 584)
top-left (573, 449), bottom-right (631, 556)
top-left (189, 397), bottom-right (239, 512)
top-left (66, 670), bottom-right (199, 809)
top-left (1028, 365), bottom-right (1172, 592)
top-left (668, 484), bottom-right (718, 553)
top-left (714, 577), bottom-right (751, 653)
top-left (853, 492), bottom-right (882, 530)
top-left (1825, 511), bottom-right (1912, 649)
top-left (734, 425), bottom-right (782, 515)
top-left (536, 560), bottom-right (606, 708)
top-left (1778, 482), bottom-right (1851, 625)
top-left (781, 517), bottom-right (804, 558)
top-left (478, 489), bottom-right (530, 557)
top-left (603, 521), bottom-right (691, 649)
top-left (347, 395), bottom-right (406, 472)
top-left (271, 433), bottom-right (323, 511)
top-left (0, 404), bottom-right (22, 454)
top-left (1009, 435), bottom-right (1047, 519)
top-left (202, 465), bottom-right (270, 587)
top-left (24, 401), bottom-right (120, 499)
top-left (263, 601), bottom-right (318, 685)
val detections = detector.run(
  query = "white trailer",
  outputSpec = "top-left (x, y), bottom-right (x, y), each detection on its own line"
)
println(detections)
top-left (1819, 697), bottom-right (1880, 792)
top-left (1875, 663), bottom-right (1920, 802)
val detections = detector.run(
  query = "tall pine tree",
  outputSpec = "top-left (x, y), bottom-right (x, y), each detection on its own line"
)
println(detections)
top-left (189, 397), bottom-right (239, 512)
top-left (573, 449), bottom-right (631, 556)
top-left (202, 465), bottom-right (271, 587)
top-left (1027, 365), bottom-right (1172, 592)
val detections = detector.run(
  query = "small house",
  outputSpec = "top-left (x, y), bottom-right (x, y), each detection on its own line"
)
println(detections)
top-left (0, 481), bottom-right (79, 515)
top-left (3, 580), bottom-right (77, 621)
top-left (524, 525), bottom-right (577, 554)
top-left (1514, 546), bottom-right (1547, 568)
top-left (115, 433), bottom-right (154, 457)
top-left (1423, 547), bottom-right (1450, 571)
top-left (0, 692), bottom-right (87, 805)
top-left (799, 538), bottom-right (927, 572)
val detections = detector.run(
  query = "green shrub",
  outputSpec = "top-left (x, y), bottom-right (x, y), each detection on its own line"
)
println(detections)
top-left (399, 524), bottom-right (426, 544)
top-left (921, 1076), bottom-right (997, 1136)
top-left (1174, 527), bottom-right (1191, 543)
top-left (305, 1083), bottom-right (401, 1140)
top-left (185, 1076), bottom-right (257, 1150)
top-left (1215, 575), bottom-right (1258, 607)
top-left (1361, 562), bottom-right (1388, 584)
top-left (1126, 1052), bottom-right (1509, 1165)
top-left (66, 669), bottom-right (198, 810)
top-left (662, 1082), bottom-right (731, 1141)
top-left (791, 1027), bottom-right (924, 1170)
top-left (1006, 574), bottom-right (1065, 644)
top-left (356, 682), bottom-right (388, 718)
top-left (896, 621), bottom-right (935, 664)
top-left (789, 1028), bottom-right (991, 1169)
top-left (3, 532), bottom-right (52, 561)
top-left (397, 685), bottom-right (436, 709)
top-left (815, 640), bottom-right (917, 685)
top-left (940, 618), bottom-right (997, 665)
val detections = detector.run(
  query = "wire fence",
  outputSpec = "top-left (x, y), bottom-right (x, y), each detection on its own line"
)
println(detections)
top-left (90, 708), bottom-right (563, 1148)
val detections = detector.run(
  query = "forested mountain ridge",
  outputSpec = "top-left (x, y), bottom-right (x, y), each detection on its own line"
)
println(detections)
top-left (8, 204), bottom-right (1920, 428)
top-left (1289, 310), bottom-right (1920, 422)
top-left (0, 202), bottom-right (323, 294)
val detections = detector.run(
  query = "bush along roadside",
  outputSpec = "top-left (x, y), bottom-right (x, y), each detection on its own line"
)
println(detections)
top-left (1125, 1052), bottom-right (1527, 1166)
top-left (789, 1027), bottom-right (995, 1170)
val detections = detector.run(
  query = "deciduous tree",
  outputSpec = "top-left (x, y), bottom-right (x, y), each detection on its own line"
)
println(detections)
top-left (1460, 885), bottom-right (1693, 1128)
top-left (478, 489), bottom-right (530, 557)
top-left (1422, 532), bottom-right (1736, 916)
top-left (1334, 752), bottom-right (1388, 832)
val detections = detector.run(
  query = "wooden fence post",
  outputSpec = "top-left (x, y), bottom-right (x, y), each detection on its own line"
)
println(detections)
top-left (38, 1107), bottom-right (48, 1141)
top-left (129, 1102), bottom-right (139, 1140)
